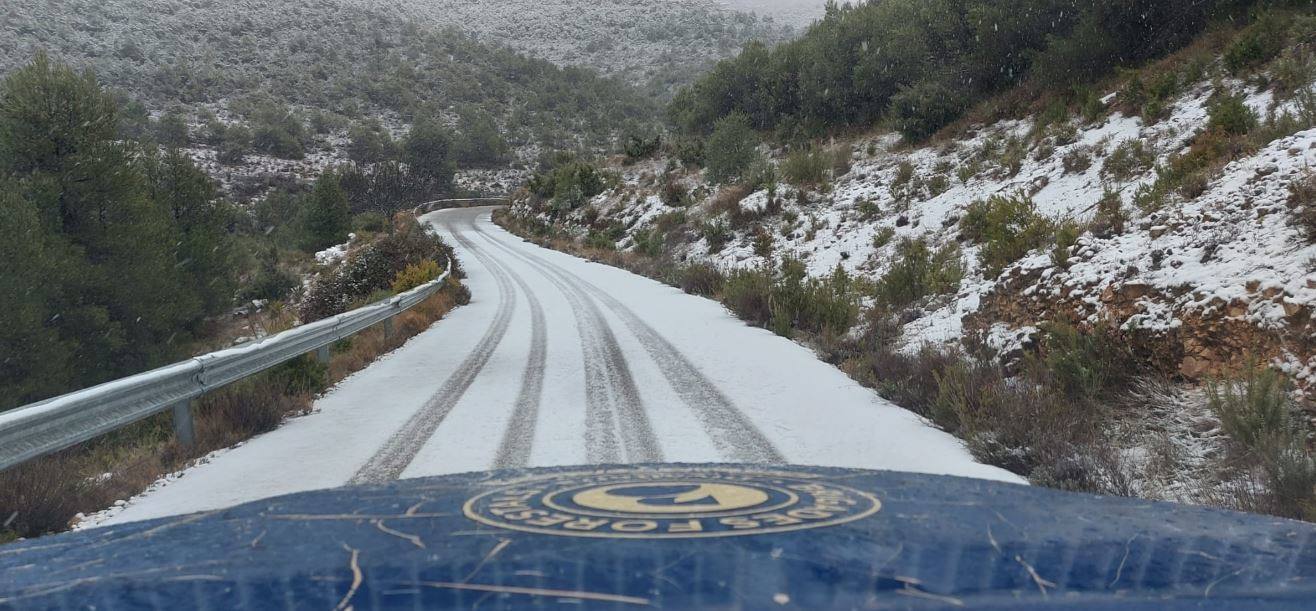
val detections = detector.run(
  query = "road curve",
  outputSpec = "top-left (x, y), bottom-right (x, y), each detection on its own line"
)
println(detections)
top-left (94, 207), bottom-right (1022, 527)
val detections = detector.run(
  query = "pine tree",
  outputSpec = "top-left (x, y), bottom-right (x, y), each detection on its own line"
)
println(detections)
top-left (704, 113), bottom-right (758, 184)
top-left (302, 172), bottom-right (351, 251)
top-left (0, 54), bottom-right (231, 406)
top-left (403, 118), bottom-right (457, 199)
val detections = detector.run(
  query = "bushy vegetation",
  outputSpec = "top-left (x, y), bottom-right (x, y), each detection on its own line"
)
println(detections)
top-left (301, 173), bottom-right (352, 251)
top-left (782, 144), bottom-right (852, 187)
top-left (300, 216), bottom-right (455, 322)
top-left (337, 118), bottom-right (459, 216)
top-left (0, 55), bottom-right (239, 411)
top-left (1208, 365), bottom-right (1316, 520)
top-left (717, 260), bottom-right (860, 339)
top-left (391, 259), bottom-right (444, 294)
top-left (669, 0), bottom-right (1261, 142)
top-left (0, 280), bottom-right (465, 540)
top-left (0, 1), bottom-right (659, 150)
top-left (875, 238), bottom-right (964, 308)
top-left (961, 193), bottom-right (1056, 276)
top-left (704, 113), bottom-right (759, 184)
top-left (527, 156), bottom-right (609, 213)
top-left (1102, 139), bottom-right (1156, 182)
top-left (1289, 169), bottom-right (1316, 242)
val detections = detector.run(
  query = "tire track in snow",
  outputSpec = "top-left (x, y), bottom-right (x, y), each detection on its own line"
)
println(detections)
top-left (474, 223), bottom-right (785, 464)
top-left (347, 222), bottom-right (517, 484)
top-left (467, 226), bottom-right (662, 464)
top-left (486, 242), bottom-right (548, 470)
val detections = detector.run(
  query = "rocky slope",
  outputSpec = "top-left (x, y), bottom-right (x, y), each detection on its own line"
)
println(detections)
top-left (507, 78), bottom-right (1316, 394)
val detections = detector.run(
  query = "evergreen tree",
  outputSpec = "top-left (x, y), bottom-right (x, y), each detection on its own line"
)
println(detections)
top-left (403, 118), bottom-right (457, 198)
top-left (153, 110), bottom-right (190, 147)
top-left (704, 113), bottom-right (758, 184)
top-left (0, 187), bottom-right (79, 409)
top-left (143, 148), bottom-right (237, 313)
top-left (400, 120), bottom-right (457, 201)
top-left (0, 55), bottom-right (238, 408)
top-left (346, 120), bottom-right (396, 165)
top-left (454, 110), bottom-right (510, 167)
top-left (302, 172), bottom-right (351, 251)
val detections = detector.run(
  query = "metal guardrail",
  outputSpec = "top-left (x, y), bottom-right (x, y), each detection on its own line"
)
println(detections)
top-left (413, 198), bottom-right (509, 214)
top-left (0, 259), bottom-right (453, 473)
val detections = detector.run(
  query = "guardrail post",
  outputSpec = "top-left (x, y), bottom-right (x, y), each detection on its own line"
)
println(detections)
top-left (382, 318), bottom-right (394, 340)
top-left (315, 345), bottom-right (331, 365)
top-left (172, 400), bottom-right (195, 448)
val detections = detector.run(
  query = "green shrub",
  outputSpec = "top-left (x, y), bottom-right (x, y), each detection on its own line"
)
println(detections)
top-left (1091, 190), bottom-right (1128, 238)
top-left (926, 174), bottom-right (951, 197)
top-left (961, 193), bottom-right (1055, 276)
top-left (623, 133), bottom-right (661, 162)
top-left (1062, 147), bottom-right (1093, 174)
top-left (300, 217), bottom-right (450, 321)
top-left (269, 354), bottom-right (328, 396)
top-left (661, 178), bottom-right (691, 207)
top-left (932, 358), bottom-right (1006, 434)
top-left (1050, 220), bottom-right (1082, 268)
top-left (1031, 322), bottom-right (1135, 404)
top-left (996, 137), bottom-right (1027, 177)
top-left (250, 104), bottom-right (306, 160)
top-left (529, 160), bottom-right (607, 213)
top-left (721, 265), bottom-right (774, 325)
top-left (1224, 12), bottom-right (1289, 74)
top-left (751, 225), bottom-right (774, 257)
top-left (1102, 139), bottom-right (1155, 182)
top-left (857, 199), bottom-right (880, 220)
top-left (346, 121), bottom-right (397, 164)
top-left (701, 220), bottom-right (732, 252)
top-left (672, 135), bottom-right (706, 167)
top-left (239, 258), bottom-right (299, 303)
top-left (769, 260), bottom-right (859, 338)
top-left (1209, 365), bottom-right (1295, 454)
top-left (1289, 170), bottom-right (1316, 242)
top-left (652, 210), bottom-right (688, 234)
top-left (585, 229), bottom-right (617, 251)
top-left (1208, 91), bottom-right (1258, 136)
top-left (216, 124), bottom-right (252, 165)
top-left (890, 79), bottom-right (968, 142)
top-left (892, 161), bottom-right (915, 189)
top-left (301, 172), bottom-right (352, 252)
top-left (875, 238), bottom-right (964, 308)
top-left (782, 147), bottom-right (829, 186)
top-left (872, 226), bottom-right (896, 249)
top-left (632, 229), bottom-right (664, 257)
top-left (1208, 364), bottom-right (1316, 520)
top-left (1258, 437), bottom-right (1316, 521)
top-left (353, 212), bottom-right (389, 233)
top-left (705, 113), bottom-right (759, 184)
top-left (719, 259), bottom-right (858, 339)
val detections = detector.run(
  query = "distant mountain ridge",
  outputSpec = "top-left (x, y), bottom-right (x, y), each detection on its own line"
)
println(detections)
top-left (341, 0), bottom-right (796, 91)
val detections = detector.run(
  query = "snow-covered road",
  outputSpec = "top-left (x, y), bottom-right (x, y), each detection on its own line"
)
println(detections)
top-left (95, 207), bottom-right (1020, 526)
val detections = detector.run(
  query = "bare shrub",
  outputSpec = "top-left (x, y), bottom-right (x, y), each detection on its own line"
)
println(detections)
top-left (679, 263), bottom-right (724, 296)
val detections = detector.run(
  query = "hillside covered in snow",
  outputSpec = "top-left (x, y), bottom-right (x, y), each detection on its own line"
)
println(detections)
top-left (502, 4), bottom-right (1316, 519)
top-left (350, 0), bottom-right (796, 92)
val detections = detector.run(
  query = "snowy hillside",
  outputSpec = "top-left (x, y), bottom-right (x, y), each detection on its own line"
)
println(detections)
top-left (321, 0), bottom-right (792, 91)
top-left (512, 77), bottom-right (1316, 391)
top-left (714, 0), bottom-right (830, 27)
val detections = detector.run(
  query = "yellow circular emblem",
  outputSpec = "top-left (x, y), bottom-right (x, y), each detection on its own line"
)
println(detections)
top-left (463, 467), bottom-right (881, 539)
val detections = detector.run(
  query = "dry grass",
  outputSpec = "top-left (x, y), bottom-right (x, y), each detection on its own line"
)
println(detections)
top-left (0, 282), bottom-right (465, 541)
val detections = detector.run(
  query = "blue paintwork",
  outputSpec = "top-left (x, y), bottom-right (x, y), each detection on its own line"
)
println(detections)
top-left (1, 464), bottom-right (1314, 609)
